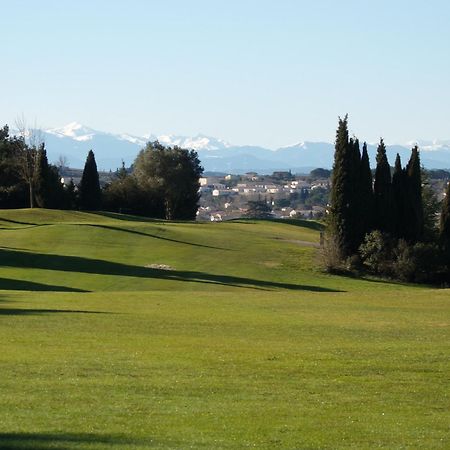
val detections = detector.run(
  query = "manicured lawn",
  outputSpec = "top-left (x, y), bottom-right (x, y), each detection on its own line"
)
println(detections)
top-left (0, 210), bottom-right (448, 449)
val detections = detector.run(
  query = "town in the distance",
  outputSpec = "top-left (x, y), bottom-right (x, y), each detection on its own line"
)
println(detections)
top-left (59, 165), bottom-right (449, 223)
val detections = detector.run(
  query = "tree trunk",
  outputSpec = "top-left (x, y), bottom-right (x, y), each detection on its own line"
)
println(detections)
top-left (29, 183), bottom-right (34, 208)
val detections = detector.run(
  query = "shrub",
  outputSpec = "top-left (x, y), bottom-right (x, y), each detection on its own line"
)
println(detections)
top-left (359, 230), bottom-right (394, 276)
top-left (392, 240), bottom-right (445, 283)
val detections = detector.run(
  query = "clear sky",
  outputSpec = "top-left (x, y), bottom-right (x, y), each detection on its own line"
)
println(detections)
top-left (1, 0), bottom-right (449, 148)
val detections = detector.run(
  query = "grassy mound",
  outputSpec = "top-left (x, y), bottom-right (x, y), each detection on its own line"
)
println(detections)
top-left (0, 209), bottom-right (448, 449)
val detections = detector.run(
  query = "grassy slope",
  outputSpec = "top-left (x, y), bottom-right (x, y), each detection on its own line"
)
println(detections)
top-left (0, 209), bottom-right (448, 449)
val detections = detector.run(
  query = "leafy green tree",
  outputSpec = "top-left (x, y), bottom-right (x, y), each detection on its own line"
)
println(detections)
top-left (421, 169), bottom-right (440, 242)
top-left (133, 142), bottom-right (203, 220)
top-left (374, 138), bottom-right (393, 233)
top-left (244, 200), bottom-right (272, 218)
top-left (79, 150), bottom-right (101, 210)
top-left (0, 125), bottom-right (28, 208)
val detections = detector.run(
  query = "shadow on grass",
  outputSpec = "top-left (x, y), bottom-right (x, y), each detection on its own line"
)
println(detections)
top-left (0, 432), bottom-right (155, 449)
top-left (91, 210), bottom-right (168, 223)
top-left (0, 217), bottom-right (38, 226)
top-left (0, 308), bottom-right (109, 316)
top-left (0, 277), bottom-right (89, 292)
top-left (229, 218), bottom-right (325, 231)
top-left (80, 223), bottom-right (230, 251)
top-left (92, 210), bottom-right (200, 225)
top-left (0, 248), bottom-right (343, 292)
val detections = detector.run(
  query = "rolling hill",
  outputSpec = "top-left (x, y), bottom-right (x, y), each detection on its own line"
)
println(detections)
top-left (0, 209), bottom-right (448, 449)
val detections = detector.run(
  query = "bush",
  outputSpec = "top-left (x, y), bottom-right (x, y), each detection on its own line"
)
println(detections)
top-left (359, 231), bottom-right (447, 284)
top-left (359, 230), bottom-right (394, 275)
top-left (392, 240), bottom-right (445, 283)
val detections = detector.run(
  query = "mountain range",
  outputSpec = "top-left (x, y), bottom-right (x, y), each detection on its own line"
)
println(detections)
top-left (36, 122), bottom-right (450, 173)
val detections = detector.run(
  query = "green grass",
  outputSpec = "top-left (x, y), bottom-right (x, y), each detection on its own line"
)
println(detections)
top-left (0, 209), bottom-right (448, 449)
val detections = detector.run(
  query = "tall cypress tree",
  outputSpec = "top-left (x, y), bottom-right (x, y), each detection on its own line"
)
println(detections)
top-left (405, 146), bottom-right (423, 242)
top-left (79, 150), bottom-right (101, 210)
top-left (329, 115), bottom-right (353, 256)
top-left (358, 142), bottom-right (374, 241)
top-left (392, 153), bottom-right (406, 238)
top-left (349, 137), bottom-right (363, 250)
top-left (374, 138), bottom-right (393, 233)
top-left (34, 145), bottom-right (51, 208)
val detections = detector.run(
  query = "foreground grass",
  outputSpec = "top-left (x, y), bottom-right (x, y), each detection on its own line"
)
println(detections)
top-left (0, 209), bottom-right (448, 449)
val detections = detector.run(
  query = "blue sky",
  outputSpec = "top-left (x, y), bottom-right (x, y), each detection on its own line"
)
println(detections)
top-left (1, 0), bottom-right (449, 147)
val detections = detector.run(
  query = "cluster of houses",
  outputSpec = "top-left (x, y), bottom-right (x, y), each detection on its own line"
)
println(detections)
top-left (197, 171), bottom-right (329, 222)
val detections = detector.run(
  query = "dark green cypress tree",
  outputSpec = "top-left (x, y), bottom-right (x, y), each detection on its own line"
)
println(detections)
top-left (358, 142), bottom-right (374, 241)
top-left (34, 145), bottom-right (66, 209)
top-left (328, 115), bottom-right (353, 257)
top-left (440, 180), bottom-right (450, 259)
top-left (392, 153), bottom-right (406, 238)
top-left (405, 146), bottom-right (424, 242)
top-left (79, 150), bottom-right (101, 210)
top-left (349, 137), bottom-right (363, 250)
top-left (373, 138), bottom-right (393, 233)
top-left (34, 145), bottom-right (50, 208)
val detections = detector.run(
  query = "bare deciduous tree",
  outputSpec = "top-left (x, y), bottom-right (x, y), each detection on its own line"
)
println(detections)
top-left (14, 116), bottom-right (44, 208)
top-left (57, 154), bottom-right (69, 172)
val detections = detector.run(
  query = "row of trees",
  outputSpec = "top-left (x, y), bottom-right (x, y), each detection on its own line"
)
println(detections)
top-left (0, 125), bottom-right (203, 220)
top-left (327, 115), bottom-right (450, 283)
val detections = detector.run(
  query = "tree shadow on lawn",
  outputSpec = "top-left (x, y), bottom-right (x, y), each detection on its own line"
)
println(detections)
top-left (0, 308), bottom-right (109, 316)
top-left (0, 277), bottom-right (89, 292)
top-left (0, 432), bottom-right (157, 449)
top-left (0, 248), bottom-right (343, 292)
top-left (0, 217), bottom-right (38, 226)
top-left (92, 210), bottom-right (201, 225)
top-left (80, 223), bottom-right (230, 251)
top-left (229, 218), bottom-right (325, 231)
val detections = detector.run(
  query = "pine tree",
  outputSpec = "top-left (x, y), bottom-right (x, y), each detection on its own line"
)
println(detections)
top-left (328, 115), bottom-right (353, 257)
top-left (405, 146), bottom-right (424, 242)
top-left (79, 150), bottom-right (101, 210)
top-left (373, 138), bottom-right (393, 233)
top-left (358, 142), bottom-right (374, 241)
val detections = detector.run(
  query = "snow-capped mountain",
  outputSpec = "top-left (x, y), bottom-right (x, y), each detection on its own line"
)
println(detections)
top-left (46, 122), bottom-right (97, 142)
top-left (152, 134), bottom-right (231, 151)
top-left (34, 123), bottom-right (450, 173)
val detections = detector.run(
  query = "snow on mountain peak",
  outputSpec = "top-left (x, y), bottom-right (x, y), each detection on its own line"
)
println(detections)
top-left (46, 122), bottom-right (96, 142)
top-left (142, 134), bottom-right (231, 151)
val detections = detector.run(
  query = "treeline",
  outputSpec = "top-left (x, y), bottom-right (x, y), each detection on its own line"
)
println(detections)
top-left (326, 116), bottom-right (450, 284)
top-left (0, 125), bottom-right (203, 220)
